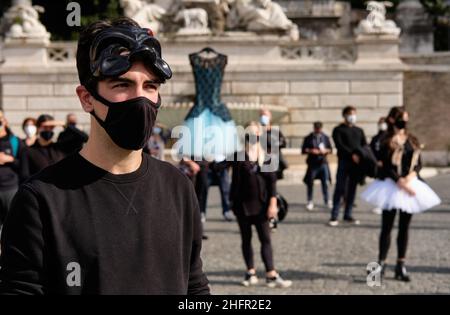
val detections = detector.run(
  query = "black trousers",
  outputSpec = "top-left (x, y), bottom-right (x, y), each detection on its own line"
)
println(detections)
top-left (379, 209), bottom-right (413, 262)
top-left (236, 214), bottom-right (274, 272)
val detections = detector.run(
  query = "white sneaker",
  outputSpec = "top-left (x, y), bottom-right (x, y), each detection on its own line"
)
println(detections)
top-left (372, 207), bottom-right (382, 215)
top-left (328, 220), bottom-right (339, 227)
top-left (266, 274), bottom-right (292, 288)
top-left (327, 200), bottom-right (333, 210)
top-left (242, 272), bottom-right (259, 287)
top-left (200, 212), bottom-right (206, 224)
top-left (306, 201), bottom-right (314, 211)
top-left (223, 211), bottom-right (234, 222)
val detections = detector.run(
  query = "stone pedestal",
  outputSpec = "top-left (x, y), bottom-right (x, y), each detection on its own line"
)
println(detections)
top-left (355, 34), bottom-right (402, 64)
top-left (2, 37), bottom-right (49, 67)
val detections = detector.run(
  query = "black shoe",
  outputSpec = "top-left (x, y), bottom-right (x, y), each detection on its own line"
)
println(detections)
top-left (395, 261), bottom-right (411, 282)
top-left (343, 217), bottom-right (360, 225)
top-left (202, 235), bottom-right (209, 240)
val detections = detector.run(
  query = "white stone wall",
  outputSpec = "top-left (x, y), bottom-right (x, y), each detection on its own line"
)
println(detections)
top-left (0, 72), bottom-right (87, 138)
top-left (0, 66), bottom-right (404, 148)
top-left (0, 36), bottom-right (404, 152)
top-left (161, 64), bottom-right (403, 148)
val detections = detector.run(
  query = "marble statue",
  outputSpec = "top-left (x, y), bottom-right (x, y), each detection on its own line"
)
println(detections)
top-left (226, 0), bottom-right (299, 40)
top-left (174, 8), bottom-right (209, 30)
top-left (0, 0), bottom-right (50, 40)
top-left (120, 0), bottom-right (166, 34)
top-left (355, 1), bottom-right (401, 36)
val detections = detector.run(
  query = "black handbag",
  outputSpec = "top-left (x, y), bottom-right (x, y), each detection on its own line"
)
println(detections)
top-left (276, 194), bottom-right (288, 222)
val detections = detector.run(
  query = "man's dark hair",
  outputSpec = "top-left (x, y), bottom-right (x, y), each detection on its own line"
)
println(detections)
top-left (313, 121), bottom-right (323, 129)
top-left (76, 17), bottom-right (140, 90)
top-left (36, 114), bottom-right (54, 128)
top-left (342, 105), bottom-right (356, 117)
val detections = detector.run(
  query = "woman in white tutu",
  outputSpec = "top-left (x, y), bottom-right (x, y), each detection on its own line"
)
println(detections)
top-left (361, 106), bottom-right (441, 282)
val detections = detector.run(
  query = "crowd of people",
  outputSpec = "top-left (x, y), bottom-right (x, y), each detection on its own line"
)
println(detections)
top-left (0, 17), bottom-right (441, 295)
top-left (0, 111), bottom-right (89, 228)
top-left (177, 103), bottom-right (441, 287)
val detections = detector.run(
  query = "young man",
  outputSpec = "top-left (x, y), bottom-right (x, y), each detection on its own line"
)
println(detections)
top-left (0, 18), bottom-right (210, 295)
top-left (301, 121), bottom-right (333, 211)
top-left (329, 106), bottom-right (367, 226)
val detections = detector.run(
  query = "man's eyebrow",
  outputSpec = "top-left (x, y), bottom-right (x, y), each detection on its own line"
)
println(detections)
top-left (144, 79), bottom-right (163, 84)
top-left (106, 78), bottom-right (135, 84)
top-left (106, 78), bottom-right (162, 84)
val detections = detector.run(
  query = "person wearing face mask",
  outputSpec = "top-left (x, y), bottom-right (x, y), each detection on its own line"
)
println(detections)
top-left (0, 18), bottom-right (209, 295)
top-left (329, 106), bottom-right (367, 226)
top-left (369, 117), bottom-right (388, 214)
top-left (370, 117), bottom-right (388, 163)
top-left (301, 121), bottom-right (333, 211)
top-left (57, 113), bottom-right (89, 155)
top-left (22, 117), bottom-right (38, 147)
top-left (0, 110), bottom-right (29, 230)
top-left (230, 122), bottom-right (292, 289)
top-left (24, 114), bottom-right (67, 176)
top-left (259, 109), bottom-right (288, 180)
top-left (361, 106), bottom-right (440, 282)
top-left (144, 122), bottom-right (167, 161)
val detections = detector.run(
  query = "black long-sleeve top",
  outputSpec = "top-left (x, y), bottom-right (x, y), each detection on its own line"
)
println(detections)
top-left (0, 153), bottom-right (209, 295)
top-left (332, 123), bottom-right (367, 161)
top-left (0, 133), bottom-right (29, 189)
top-left (380, 138), bottom-right (422, 182)
top-left (24, 141), bottom-right (67, 177)
top-left (230, 152), bottom-right (277, 217)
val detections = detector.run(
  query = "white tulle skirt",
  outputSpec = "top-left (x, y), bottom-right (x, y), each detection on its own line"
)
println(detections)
top-left (360, 177), bottom-right (441, 214)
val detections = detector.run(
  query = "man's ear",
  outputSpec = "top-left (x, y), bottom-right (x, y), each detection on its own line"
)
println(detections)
top-left (76, 85), bottom-right (95, 113)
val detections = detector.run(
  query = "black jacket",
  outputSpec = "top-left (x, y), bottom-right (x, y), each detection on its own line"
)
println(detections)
top-left (379, 138), bottom-right (422, 182)
top-left (301, 132), bottom-right (332, 167)
top-left (230, 152), bottom-right (277, 217)
top-left (0, 132), bottom-right (29, 189)
top-left (332, 123), bottom-right (367, 161)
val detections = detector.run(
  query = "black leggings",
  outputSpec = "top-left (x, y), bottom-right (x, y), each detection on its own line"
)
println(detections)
top-left (379, 209), bottom-right (413, 262)
top-left (237, 214), bottom-right (274, 272)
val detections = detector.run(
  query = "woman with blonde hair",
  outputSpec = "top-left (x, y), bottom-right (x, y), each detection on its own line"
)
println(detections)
top-left (230, 121), bottom-right (292, 288)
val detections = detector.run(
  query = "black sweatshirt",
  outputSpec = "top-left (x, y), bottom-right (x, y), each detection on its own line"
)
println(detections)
top-left (332, 123), bottom-right (367, 161)
top-left (0, 153), bottom-right (209, 295)
top-left (0, 133), bottom-right (29, 190)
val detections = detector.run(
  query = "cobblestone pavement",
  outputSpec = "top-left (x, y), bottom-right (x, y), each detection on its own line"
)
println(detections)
top-left (201, 174), bottom-right (450, 295)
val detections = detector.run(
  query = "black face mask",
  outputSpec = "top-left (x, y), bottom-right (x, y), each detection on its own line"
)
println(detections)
top-left (88, 88), bottom-right (160, 150)
top-left (395, 119), bottom-right (407, 130)
top-left (40, 130), bottom-right (54, 141)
